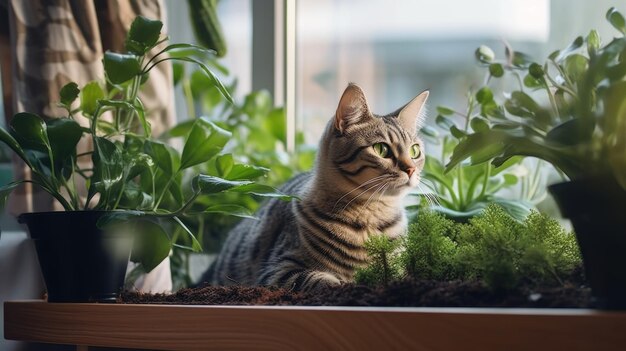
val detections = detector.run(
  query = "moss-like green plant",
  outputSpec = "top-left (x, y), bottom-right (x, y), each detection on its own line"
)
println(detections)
top-left (401, 211), bottom-right (457, 280)
top-left (456, 205), bottom-right (580, 291)
top-left (356, 205), bottom-right (581, 291)
top-left (355, 234), bottom-right (401, 287)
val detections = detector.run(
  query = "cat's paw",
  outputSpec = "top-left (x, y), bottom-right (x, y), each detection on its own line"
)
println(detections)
top-left (301, 271), bottom-right (342, 292)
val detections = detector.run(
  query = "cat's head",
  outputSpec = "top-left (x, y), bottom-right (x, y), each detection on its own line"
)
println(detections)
top-left (321, 83), bottom-right (428, 194)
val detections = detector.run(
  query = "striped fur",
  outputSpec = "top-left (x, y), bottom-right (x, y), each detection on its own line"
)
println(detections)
top-left (200, 84), bottom-right (428, 291)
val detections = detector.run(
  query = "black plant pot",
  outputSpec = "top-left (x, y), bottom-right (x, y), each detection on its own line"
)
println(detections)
top-left (549, 175), bottom-right (626, 310)
top-left (18, 211), bottom-right (132, 303)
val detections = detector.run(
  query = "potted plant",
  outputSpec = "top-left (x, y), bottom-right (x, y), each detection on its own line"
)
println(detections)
top-left (443, 8), bottom-right (626, 309)
top-left (0, 16), bottom-right (289, 302)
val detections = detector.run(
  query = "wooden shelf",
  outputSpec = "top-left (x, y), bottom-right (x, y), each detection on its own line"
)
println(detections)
top-left (4, 300), bottom-right (626, 350)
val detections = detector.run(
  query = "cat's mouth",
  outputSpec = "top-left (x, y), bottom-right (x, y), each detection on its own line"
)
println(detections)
top-left (386, 173), bottom-right (419, 189)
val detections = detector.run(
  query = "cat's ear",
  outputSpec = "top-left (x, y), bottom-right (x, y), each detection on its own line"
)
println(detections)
top-left (398, 90), bottom-right (429, 136)
top-left (334, 84), bottom-right (372, 133)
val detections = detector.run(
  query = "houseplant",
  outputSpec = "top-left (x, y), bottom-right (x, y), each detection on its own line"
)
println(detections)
top-left (413, 100), bottom-right (545, 222)
top-left (444, 8), bottom-right (626, 308)
top-left (0, 16), bottom-right (289, 302)
top-left (163, 65), bottom-right (315, 287)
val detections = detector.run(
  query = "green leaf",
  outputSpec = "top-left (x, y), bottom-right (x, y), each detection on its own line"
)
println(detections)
top-left (490, 198), bottom-right (532, 222)
top-left (80, 81), bottom-right (105, 116)
top-left (450, 126), bottom-right (467, 139)
top-left (59, 82), bottom-right (80, 108)
top-left (180, 117), bottom-right (231, 169)
top-left (489, 63), bottom-right (504, 78)
top-left (163, 43), bottom-right (217, 60)
top-left (523, 74), bottom-right (542, 89)
top-left (227, 183), bottom-right (294, 200)
top-left (10, 112), bottom-right (50, 151)
top-left (420, 125), bottom-right (439, 138)
top-left (446, 131), bottom-right (509, 172)
top-left (607, 7), bottom-right (626, 34)
top-left (120, 182), bottom-right (153, 209)
top-left (146, 56), bottom-right (233, 104)
top-left (481, 101), bottom-right (506, 119)
top-left (475, 45), bottom-right (495, 63)
top-left (192, 174), bottom-right (252, 194)
top-left (172, 62), bottom-right (185, 86)
top-left (502, 173), bottom-right (518, 185)
top-left (511, 51), bottom-right (533, 68)
top-left (550, 52), bottom-right (563, 63)
top-left (470, 117), bottom-right (489, 133)
top-left (0, 127), bottom-right (30, 167)
top-left (0, 181), bottom-right (22, 211)
top-left (216, 153), bottom-right (234, 177)
top-left (103, 52), bottom-right (141, 84)
top-left (197, 204), bottom-right (256, 219)
top-left (133, 97), bottom-right (151, 137)
top-left (587, 30), bottom-right (601, 55)
top-left (554, 36), bottom-right (584, 62)
top-left (144, 141), bottom-right (180, 177)
top-left (491, 156), bottom-right (522, 175)
top-left (475, 87), bottom-right (493, 104)
top-left (436, 115), bottom-right (455, 130)
top-left (504, 91), bottom-right (540, 118)
top-left (563, 54), bottom-right (588, 83)
top-left (46, 118), bottom-right (82, 168)
top-left (264, 108), bottom-right (286, 144)
top-left (131, 220), bottom-right (171, 272)
top-left (172, 216), bottom-right (202, 252)
top-left (242, 90), bottom-right (272, 118)
top-left (226, 164), bottom-right (269, 180)
top-left (470, 142), bottom-right (505, 165)
top-left (125, 16), bottom-right (163, 55)
top-left (89, 137), bottom-right (124, 207)
top-left (97, 210), bottom-right (146, 228)
top-left (546, 118), bottom-right (593, 146)
top-left (436, 106), bottom-right (455, 116)
top-left (528, 63), bottom-right (545, 79)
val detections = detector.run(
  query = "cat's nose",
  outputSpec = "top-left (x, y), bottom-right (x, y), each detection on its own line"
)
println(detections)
top-left (399, 160), bottom-right (416, 178)
top-left (405, 167), bottom-right (416, 178)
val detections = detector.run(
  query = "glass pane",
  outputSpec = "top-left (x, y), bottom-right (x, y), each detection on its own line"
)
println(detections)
top-left (166, 0), bottom-right (252, 120)
top-left (295, 0), bottom-right (617, 144)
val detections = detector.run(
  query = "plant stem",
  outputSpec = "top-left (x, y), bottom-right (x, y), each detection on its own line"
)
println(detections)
top-left (480, 162), bottom-right (491, 198)
top-left (540, 72), bottom-right (560, 123)
top-left (183, 79), bottom-right (196, 118)
top-left (457, 167), bottom-right (465, 210)
top-left (112, 180), bottom-right (126, 210)
top-left (25, 178), bottom-right (74, 211)
top-left (153, 172), bottom-right (179, 210)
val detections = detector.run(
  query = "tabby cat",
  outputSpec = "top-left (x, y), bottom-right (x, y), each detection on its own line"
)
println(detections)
top-left (200, 84), bottom-right (428, 291)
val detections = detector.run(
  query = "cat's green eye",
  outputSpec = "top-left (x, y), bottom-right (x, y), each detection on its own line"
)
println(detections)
top-left (409, 144), bottom-right (421, 159)
top-left (373, 142), bottom-right (391, 158)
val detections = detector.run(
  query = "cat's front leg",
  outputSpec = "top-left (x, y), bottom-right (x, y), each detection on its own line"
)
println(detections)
top-left (261, 265), bottom-right (342, 292)
top-left (297, 271), bottom-right (342, 292)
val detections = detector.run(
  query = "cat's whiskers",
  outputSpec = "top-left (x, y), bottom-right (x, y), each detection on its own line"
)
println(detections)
top-left (332, 174), bottom-right (390, 211)
top-left (358, 180), bottom-right (393, 218)
top-left (421, 180), bottom-right (443, 208)
top-left (368, 183), bottom-right (393, 217)
top-left (416, 183), bottom-right (441, 208)
top-left (339, 177), bottom-right (390, 213)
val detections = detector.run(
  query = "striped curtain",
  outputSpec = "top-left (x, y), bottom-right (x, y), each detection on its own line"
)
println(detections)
top-left (1, 0), bottom-right (175, 214)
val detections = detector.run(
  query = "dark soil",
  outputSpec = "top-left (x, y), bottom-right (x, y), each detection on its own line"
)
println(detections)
top-left (120, 274), bottom-right (592, 308)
